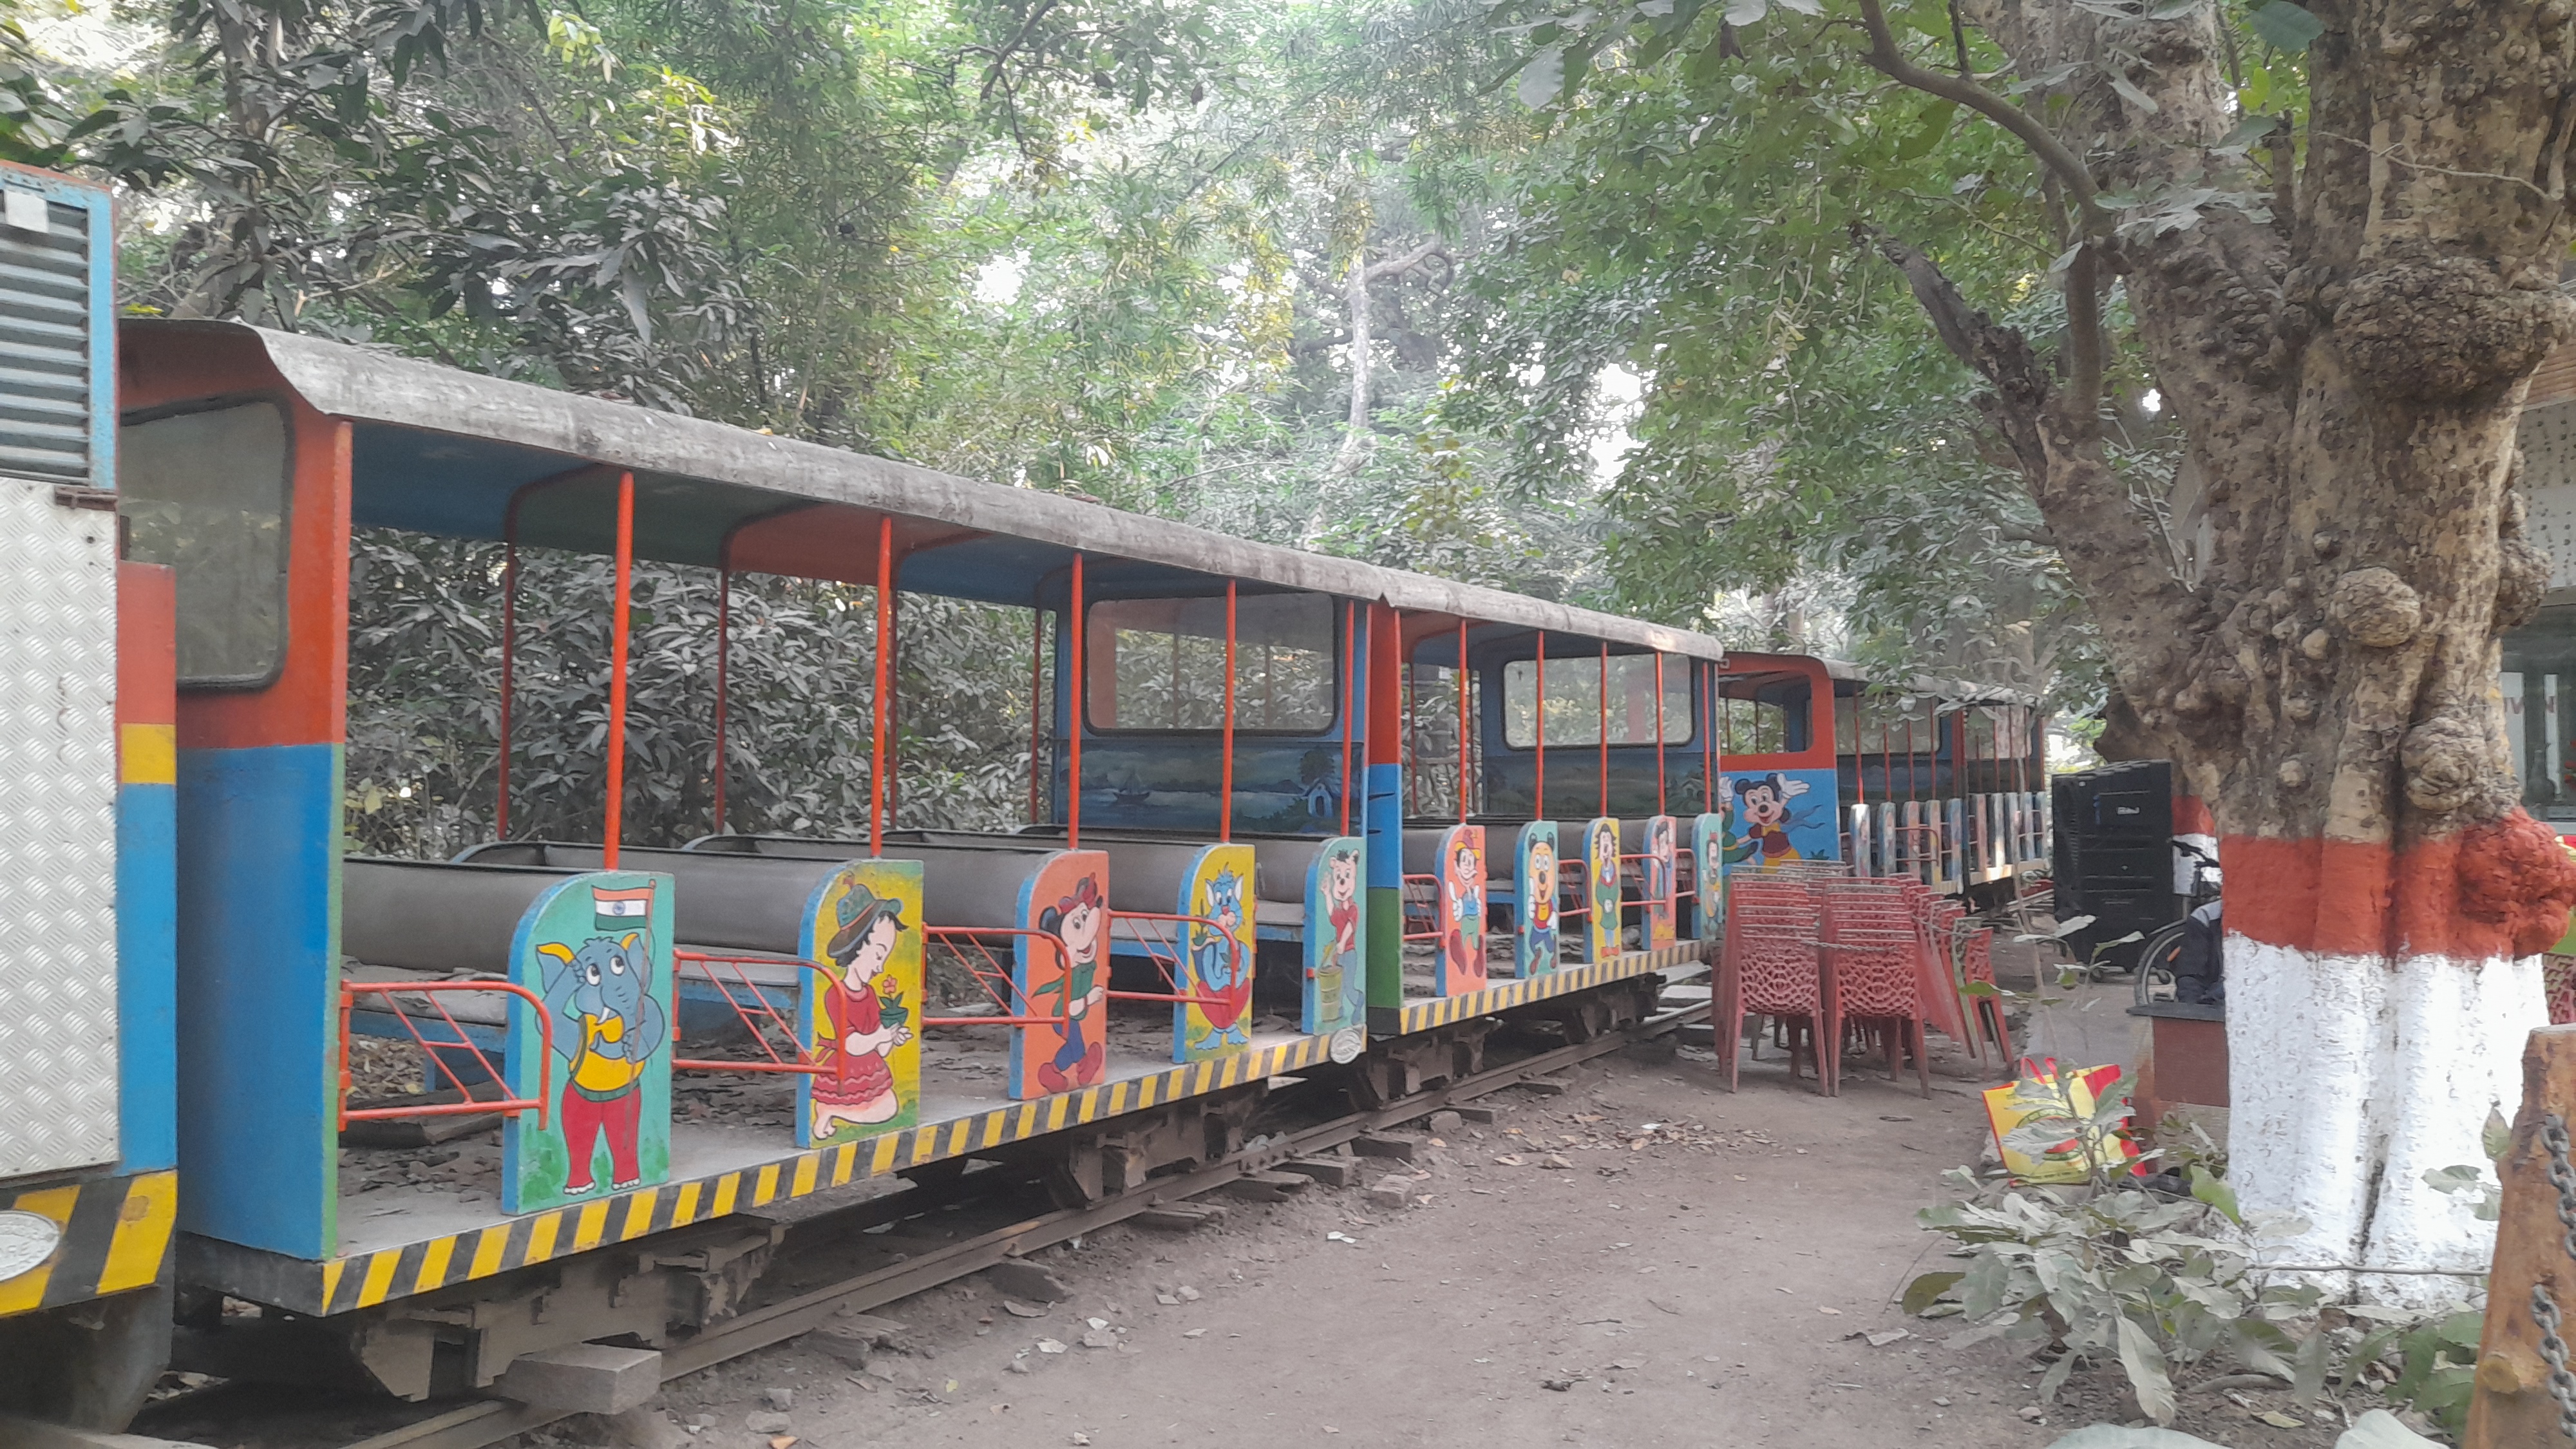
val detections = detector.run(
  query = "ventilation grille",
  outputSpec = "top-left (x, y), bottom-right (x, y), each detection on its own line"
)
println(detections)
top-left (0, 194), bottom-right (93, 484)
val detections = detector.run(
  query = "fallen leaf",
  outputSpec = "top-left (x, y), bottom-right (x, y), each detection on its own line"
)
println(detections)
top-left (1864, 1329), bottom-right (1911, 1347)
top-left (1037, 1339), bottom-right (1068, 1354)
top-left (768, 1439), bottom-right (797, 1449)
top-left (1003, 1300), bottom-right (1048, 1318)
top-left (2256, 1410), bottom-right (2304, 1428)
top-left (1182, 1329), bottom-right (1207, 1338)
top-left (1817, 1306), bottom-right (1842, 1316)
top-left (1647, 1298), bottom-right (1684, 1315)
top-left (1494, 1154), bottom-right (1527, 1166)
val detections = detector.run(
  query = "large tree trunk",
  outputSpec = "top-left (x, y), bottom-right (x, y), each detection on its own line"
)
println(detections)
top-left (1858, 0), bottom-right (2576, 1298)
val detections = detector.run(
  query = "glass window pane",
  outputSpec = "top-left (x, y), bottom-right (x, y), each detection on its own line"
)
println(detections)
top-left (1086, 592), bottom-right (1335, 732)
top-left (120, 402), bottom-right (292, 687)
top-left (1501, 654), bottom-right (1690, 747)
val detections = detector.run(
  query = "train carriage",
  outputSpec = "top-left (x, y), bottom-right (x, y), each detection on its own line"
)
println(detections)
top-left (113, 319), bottom-right (1726, 1402)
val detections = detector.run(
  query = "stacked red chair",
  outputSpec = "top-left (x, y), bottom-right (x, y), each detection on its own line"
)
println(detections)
top-left (1721, 875), bottom-right (1833, 1094)
top-left (1816, 880), bottom-right (1933, 1098)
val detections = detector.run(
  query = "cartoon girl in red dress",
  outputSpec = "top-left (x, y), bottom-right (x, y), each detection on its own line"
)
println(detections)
top-left (810, 884), bottom-right (914, 1141)
top-left (1442, 835), bottom-right (1484, 983)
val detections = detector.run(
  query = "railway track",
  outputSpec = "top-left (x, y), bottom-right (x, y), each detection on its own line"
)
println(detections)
top-left (140, 978), bottom-right (1710, 1449)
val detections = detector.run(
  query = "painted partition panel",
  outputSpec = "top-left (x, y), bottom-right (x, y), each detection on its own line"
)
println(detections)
top-left (1692, 813), bottom-right (1726, 943)
top-left (1180, 843), bottom-right (1256, 1060)
top-left (1513, 822), bottom-right (1560, 978)
top-left (1583, 819), bottom-right (1621, 963)
top-left (1305, 837), bottom-right (1366, 1037)
top-left (1718, 768), bottom-right (1840, 871)
top-left (504, 872), bottom-right (677, 1214)
top-left (1434, 824), bottom-right (1486, 996)
top-left (117, 563), bottom-right (180, 1174)
top-left (799, 858), bottom-right (924, 1148)
top-left (1642, 815), bottom-right (1678, 950)
top-left (1012, 850), bottom-right (1109, 1099)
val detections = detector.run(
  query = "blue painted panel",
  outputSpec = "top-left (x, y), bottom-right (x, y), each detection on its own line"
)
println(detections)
top-left (1074, 739), bottom-right (1349, 835)
top-left (115, 782), bottom-right (178, 1173)
top-left (173, 743), bottom-right (340, 1258)
top-left (1715, 766), bottom-right (1842, 872)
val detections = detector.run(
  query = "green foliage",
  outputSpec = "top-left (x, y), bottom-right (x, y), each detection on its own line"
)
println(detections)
top-left (1910, 1168), bottom-right (2324, 1424)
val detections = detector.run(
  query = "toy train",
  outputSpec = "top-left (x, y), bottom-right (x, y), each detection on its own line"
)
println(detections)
top-left (0, 160), bottom-right (2047, 1424)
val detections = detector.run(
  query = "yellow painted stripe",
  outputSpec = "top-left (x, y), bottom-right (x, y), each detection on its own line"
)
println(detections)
top-left (621, 1189), bottom-right (660, 1240)
top-left (469, 1226), bottom-right (511, 1279)
top-left (1045, 1094), bottom-right (1070, 1132)
top-left (1075, 1092), bottom-right (1099, 1124)
top-left (753, 1165), bottom-right (781, 1206)
top-left (413, 1235), bottom-right (457, 1294)
top-left (0, 1185), bottom-right (75, 1314)
top-left (573, 1200), bottom-right (612, 1251)
top-left (832, 1143), bottom-right (858, 1186)
top-left (1193, 1061), bottom-right (1215, 1094)
top-left (909, 1130), bottom-right (938, 1165)
top-left (791, 1153), bottom-right (819, 1199)
top-left (1016, 1102), bottom-right (1041, 1137)
top-left (355, 1249), bottom-right (404, 1309)
top-left (871, 1135), bottom-right (900, 1176)
top-left (119, 723), bottom-right (175, 786)
top-left (980, 1112), bottom-right (1007, 1150)
top-left (672, 1181), bottom-right (703, 1228)
top-left (526, 1210), bottom-right (563, 1263)
top-left (319, 1256), bottom-right (350, 1312)
top-left (96, 1171), bottom-right (178, 1294)
top-left (1135, 1074), bottom-right (1159, 1109)
top-left (1105, 1081), bottom-right (1130, 1115)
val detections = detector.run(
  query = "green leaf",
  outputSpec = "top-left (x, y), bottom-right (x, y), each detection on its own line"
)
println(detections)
top-left (1724, 0), bottom-right (1768, 25)
top-left (1902, 1269), bottom-right (1964, 1314)
top-left (2114, 1316), bottom-right (2176, 1423)
top-left (1517, 46), bottom-right (1567, 109)
top-left (2484, 1106), bottom-right (2512, 1162)
top-left (2188, 1164), bottom-right (2240, 1224)
top-left (2248, 0), bottom-right (2324, 52)
top-left (2107, 72), bottom-right (2159, 113)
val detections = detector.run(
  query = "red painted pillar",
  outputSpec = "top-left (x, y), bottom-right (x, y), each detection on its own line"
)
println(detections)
top-left (605, 472), bottom-right (634, 869)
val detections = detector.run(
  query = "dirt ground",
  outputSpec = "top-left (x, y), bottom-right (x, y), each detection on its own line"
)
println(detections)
top-left (593, 1045), bottom-right (2090, 1449)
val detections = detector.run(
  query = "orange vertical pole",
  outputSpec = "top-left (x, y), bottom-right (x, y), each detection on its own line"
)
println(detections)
top-left (1535, 634), bottom-right (1548, 820)
top-left (1068, 554), bottom-right (1085, 849)
top-left (712, 564), bottom-right (730, 836)
top-left (604, 472), bottom-right (634, 869)
top-left (1654, 652), bottom-right (1667, 816)
top-left (870, 515), bottom-right (893, 857)
top-left (1597, 643), bottom-right (1609, 818)
top-left (1455, 618), bottom-right (1470, 824)
top-left (1222, 582), bottom-right (1238, 842)
top-left (1340, 600), bottom-right (1356, 837)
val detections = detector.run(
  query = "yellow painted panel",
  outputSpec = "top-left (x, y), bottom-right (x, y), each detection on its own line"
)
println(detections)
top-left (573, 1200), bottom-right (612, 1251)
top-left (752, 1165), bottom-right (781, 1206)
top-left (672, 1182), bottom-right (703, 1227)
top-left (120, 723), bottom-right (175, 785)
top-left (413, 1235), bottom-right (456, 1294)
top-left (621, 1189), bottom-right (660, 1240)
top-left (354, 1250), bottom-right (404, 1308)
top-left (712, 1173), bottom-right (741, 1218)
top-left (791, 1153), bottom-right (819, 1198)
top-left (526, 1211), bottom-right (562, 1263)
top-left (97, 1172), bottom-right (178, 1294)
top-left (469, 1226), bottom-right (511, 1279)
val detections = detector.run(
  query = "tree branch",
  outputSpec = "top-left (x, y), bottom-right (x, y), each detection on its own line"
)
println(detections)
top-left (2063, 242), bottom-right (2106, 439)
top-left (1853, 0), bottom-right (2104, 233)
top-left (1363, 234), bottom-right (1446, 283)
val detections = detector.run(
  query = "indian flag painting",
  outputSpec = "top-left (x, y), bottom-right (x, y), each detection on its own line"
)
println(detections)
top-left (594, 884), bottom-right (654, 930)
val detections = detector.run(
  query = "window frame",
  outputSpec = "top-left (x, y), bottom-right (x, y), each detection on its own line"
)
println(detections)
top-left (1079, 589), bottom-right (1345, 737)
top-left (1496, 651), bottom-right (1698, 750)
top-left (118, 393), bottom-right (298, 692)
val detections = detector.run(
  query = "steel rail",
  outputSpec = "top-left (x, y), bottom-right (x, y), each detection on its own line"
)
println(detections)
top-left (337, 985), bottom-right (1712, 1449)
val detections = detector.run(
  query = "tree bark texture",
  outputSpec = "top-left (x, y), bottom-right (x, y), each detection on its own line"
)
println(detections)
top-left (1863, 0), bottom-right (2576, 1296)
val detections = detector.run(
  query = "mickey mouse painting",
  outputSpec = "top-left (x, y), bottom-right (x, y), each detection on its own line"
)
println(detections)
top-left (1727, 772), bottom-right (1812, 869)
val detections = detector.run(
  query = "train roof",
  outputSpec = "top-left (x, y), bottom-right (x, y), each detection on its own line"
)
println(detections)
top-left (127, 320), bottom-right (1732, 662)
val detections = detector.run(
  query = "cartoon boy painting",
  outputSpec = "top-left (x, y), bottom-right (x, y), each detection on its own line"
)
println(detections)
top-left (1320, 849), bottom-right (1361, 1028)
top-left (1036, 876), bottom-right (1108, 1094)
top-left (1443, 834), bottom-right (1484, 987)
top-left (538, 883), bottom-right (668, 1196)
top-left (1728, 772), bottom-right (1812, 869)
top-left (1526, 835), bottom-right (1557, 936)
top-left (809, 884), bottom-right (916, 1140)
top-left (1644, 815), bottom-right (1676, 906)
top-left (1189, 867), bottom-right (1252, 1054)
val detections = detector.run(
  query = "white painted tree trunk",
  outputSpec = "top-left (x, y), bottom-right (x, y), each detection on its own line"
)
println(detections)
top-left (2226, 934), bottom-right (2544, 1306)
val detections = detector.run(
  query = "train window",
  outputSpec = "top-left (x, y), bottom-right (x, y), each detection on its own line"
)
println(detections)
top-left (1500, 654), bottom-right (1691, 747)
top-left (120, 401), bottom-right (292, 688)
top-left (1086, 592), bottom-right (1336, 732)
top-left (1835, 695), bottom-right (1938, 755)
top-left (1714, 696), bottom-right (1790, 754)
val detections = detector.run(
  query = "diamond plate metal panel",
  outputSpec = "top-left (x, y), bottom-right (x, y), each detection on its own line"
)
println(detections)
top-left (0, 477), bottom-right (118, 1178)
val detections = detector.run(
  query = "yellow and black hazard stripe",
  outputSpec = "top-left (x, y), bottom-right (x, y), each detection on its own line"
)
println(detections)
top-left (296, 1031), bottom-right (1340, 1318)
top-left (0, 1169), bottom-right (178, 1317)
top-left (1391, 940), bottom-right (1713, 1033)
